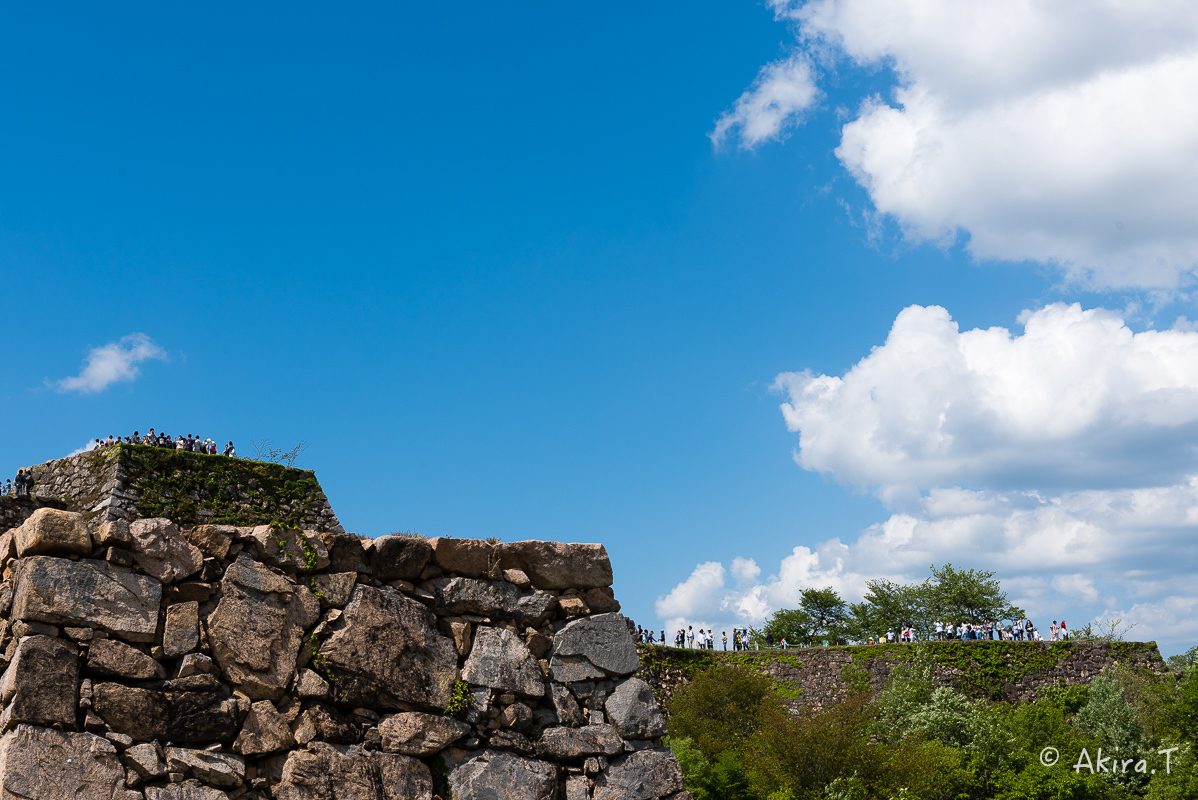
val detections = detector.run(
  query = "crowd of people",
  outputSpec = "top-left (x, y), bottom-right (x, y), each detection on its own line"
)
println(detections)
top-left (90, 429), bottom-right (236, 457)
top-left (631, 618), bottom-right (1071, 652)
top-left (3, 470), bottom-right (35, 497)
top-left (633, 624), bottom-right (754, 651)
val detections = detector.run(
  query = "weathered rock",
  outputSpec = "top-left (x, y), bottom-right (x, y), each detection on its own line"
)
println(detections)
top-left (548, 654), bottom-right (606, 683)
top-left (605, 678), bottom-right (667, 739)
top-left (536, 725), bottom-right (624, 760)
top-left (558, 596), bottom-right (589, 618)
top-left (87, 638), bottom-right (166, 680)
top-left (430, 577), bottom-right (520, 617)
top-left (165, 746), bottom-right (246, 788)
top-left (234, 699), bottom-right (297, 755)
top-left (566, 775), bottom-right (590, 800)
top-left (130, 518), bottom-right (205, 584)
top-left (249, 526), bottom-right (330, 572)
top-left (164, 601), bottom-right (201, 658)
top-left (0, 725), bottom-right (128, 800)
top-left (207, 554), bottom-right (320, 701)
top-left (488, 730), bottom-right (535, 755)
top-left (292, 702), bottom-right (360, 745)
top-left (276, 742), bottom-right (433, 800)
top-left (550, 614), bottom-right (639, 680)
top-left (378, 712), bottom-right (471, 756)
top-left (181, 525), bottom-right (235, 560)
top-left (500, 701), bottom-right (534, 732)
top-left (312, 572), bottom-right (356, 608)
top-left (550, 684), bottom-right (586, 727)
top-left (92, 680), bottom-right (238, 743)
top-left (370, 535), bottom-right (432, 582)
top-left (123, 742), bottom-right (165, 780)
top-left (449, 751), bottom-right (557, 800)
top-left (429, 538), bottom-right (494, 578)
top-left (503, 568), bottom-right (531, 588)
top-left (585, 587), bottom-right (620, 613)
top-left (0, 635), bottom-right (79, 730)
top-left (13, 507), bottom-right (91, 558)
top-left (320, 585), bottom-right (458, 711)
top-left (320, 532), bottom-right (371, 574)
top-left (498, 541), bottom-right (613, 590)
top-left (592, 749), bottom-right (684, 800)
top-left (462, 626), bottom-right (545, 697)
top-left (177, 653), bottom-right (215, 678)
top-left (145, 783), bottom-right (230, 800)
top-left (94, 519), bottom-right (132, 548)
top-left (446, 620), bottom-right (473, 657)
top-left (515, 591), bottom-right (558, 626)
top-left (295, 668), bottom-right (330, 699)
top-left (11, 556), bottom-right (162, 642)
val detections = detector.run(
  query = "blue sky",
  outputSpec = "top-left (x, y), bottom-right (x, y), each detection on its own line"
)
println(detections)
top-left (5, 2), bottom-right (1198, 652)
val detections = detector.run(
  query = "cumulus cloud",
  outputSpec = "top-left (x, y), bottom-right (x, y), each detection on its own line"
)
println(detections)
top-left (54, 334), bottom-right (166, 394)
top-left (718, 0), bottom-right (1198, 288)
top-left (711, 55), bottom-right (819, 149)
top-left (657, 303), bottom-right (1198, 653)
top-left (774, 303), bottom-right (1198, 503)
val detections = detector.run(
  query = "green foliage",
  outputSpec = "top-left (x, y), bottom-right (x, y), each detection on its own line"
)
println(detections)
top-left (1075, 666), bottom-right (1150, 789)
top-left (1168, 646), bottom-right (1198, 671)
top-left (668, 665), bottom-right (784, 759)
top-left (668, 737), bottom-right (757, 800)
top-left (444, 680), bottom-right (474, 717)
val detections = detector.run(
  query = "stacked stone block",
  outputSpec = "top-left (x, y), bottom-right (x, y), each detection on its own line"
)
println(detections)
top-left (0, 508), bottom-right (686, 800)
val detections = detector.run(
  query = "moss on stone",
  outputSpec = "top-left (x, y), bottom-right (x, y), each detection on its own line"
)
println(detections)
top-left (114, 444), bottom-right (328, 528)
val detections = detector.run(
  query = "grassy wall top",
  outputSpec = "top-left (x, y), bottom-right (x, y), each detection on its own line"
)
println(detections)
top-left (637, 640), bottom-right (1165, 703)
top-left (116, 444), bottom-right (332, 528)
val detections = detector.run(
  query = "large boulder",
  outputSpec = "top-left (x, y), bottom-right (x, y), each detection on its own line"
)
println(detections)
top-left (181, 525), bottom-right (236, 560)
top-left (248, 526), bottom-right (330, 572)
top-left (369, 535), bottom-right (432, 582)
top-left (605, 678), bottom-right (667, 739)
top-left (0, 725), bottom-right (130, 800)
top-left (592, 750), bottom-right (684, 800)
top-left (129, 518), bottom-right (205, 584)
top-left (428, 538), bottom-right (494, 578)
top-left (498, 541), bottom-right (613, 589)
top-left (319, 585), bottom-right (458, 711)
top-left (163, 601), bottom-right (201, 658)
top-left (549, 613), bottom-right (638, 682)
top-left (207, 554), bottom-right (320, 701)
top-left (275, 742), bottom-right (432, 800)
top-left (87, 638), bottom-right (166, 680)
top-left (0, 635), bottom-right (79, 730)
top-left (320, 532), bottom-right (371, 574)
top-left (145, 784), bottom-right (230, 800)
top-left (13, 507), bottom-right (91, 558)
top-left (448, 751), bottom-right (557, 800)
top-left (430, 577), bottom-right (519, 617)
top-left (535, 725), bottom-right (624, 760)
top-left (91, 678), bottom-right (239, 743)
top-left (11, 556), bottom-right (161, 642)
top-left (164, 747), bottom-right (246, 789)
top-left (461, 627), bottom-right (544, 697)
top-left (378, 712), bottom-right (471, 756)
top-left (233, 700), bottom-right (297, 755)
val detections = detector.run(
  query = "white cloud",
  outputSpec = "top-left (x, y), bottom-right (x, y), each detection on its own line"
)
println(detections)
top-left (656, 302), bottom-right (1198, 653)
top-left (711, 55), bottom-right (819, 149)
top-left (730, 556), bottom-right (761, 584)
top-left (54, 334), bottom-right (166, 394)
top-left (774, 303), bottom-right (1198, 503)
top-left (719, 0), bottom-right (1198, 288)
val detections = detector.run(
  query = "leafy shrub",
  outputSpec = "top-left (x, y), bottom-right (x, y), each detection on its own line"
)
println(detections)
top-left (668, 665), bottom-right (783, 759)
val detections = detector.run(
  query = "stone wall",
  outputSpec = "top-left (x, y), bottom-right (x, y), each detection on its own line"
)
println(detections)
top-left (637, 640), bottom-right (1167, 713)
top-left (22, 445), bottom-right (343, 533)
top-left (0, 496), bottom-right (70, 533)
top-left (0, 507), bottom-right (687, 800)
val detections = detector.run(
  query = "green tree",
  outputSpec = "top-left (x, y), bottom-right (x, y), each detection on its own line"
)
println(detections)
top-left (924, 563), bottom-right (1021, 626)
top-left (758, 588), bottom-right (850, 646)
top-left (848, 579), bottom-right (928, 641)
top-left (668, 665), bottom-right (784, 759)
